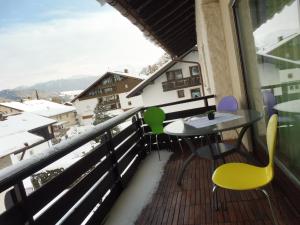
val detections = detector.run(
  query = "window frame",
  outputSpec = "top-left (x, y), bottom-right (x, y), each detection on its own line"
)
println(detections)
top-left (189, 66), bottom-right (200, 76)
top-left (190, 88), bottom-right (201, 98)
top-left (166, 69), bottom-right (183, 81)
top-left (177, 90), bottom-right (185, 98)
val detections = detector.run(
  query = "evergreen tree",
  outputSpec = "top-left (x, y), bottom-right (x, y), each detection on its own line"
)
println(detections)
top-left (93, 99), bottom-right (120, 142)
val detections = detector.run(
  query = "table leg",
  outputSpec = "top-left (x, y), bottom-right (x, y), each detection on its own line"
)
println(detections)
top-left (234, 125), bottom-right (258, 164)
top-left (177, 137), bottom-right (198, 185)
top-left (177, 153), bottom-right (196, 185)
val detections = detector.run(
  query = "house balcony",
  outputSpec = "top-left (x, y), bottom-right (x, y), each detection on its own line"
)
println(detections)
top-left (0, 95), bottom-right (299, 225)
top-left (162, 76), bottom-right (201, 92)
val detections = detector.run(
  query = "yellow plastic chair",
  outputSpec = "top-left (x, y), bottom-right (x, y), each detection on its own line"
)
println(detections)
top-left (212, 114), bottom-right (279, 225)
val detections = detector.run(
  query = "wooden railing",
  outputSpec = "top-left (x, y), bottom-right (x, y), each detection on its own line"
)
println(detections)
top-left (0, 95), bottom-right (215, 225)
top-left (261, 80), bottom-right (300, 102)
top-left (162, 76), bottom-right (201, 92)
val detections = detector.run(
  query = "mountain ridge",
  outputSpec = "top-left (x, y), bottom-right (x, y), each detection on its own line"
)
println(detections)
top-left (0, 76), bottom-right (98, 101)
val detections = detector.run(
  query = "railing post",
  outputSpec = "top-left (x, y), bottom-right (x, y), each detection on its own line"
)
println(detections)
top-left (132, 112), bottom-right (147, 160)
top-left (204, 96), bottom-right (209, 108)
top-left (10, 182), bottom-right (34, 225)
top-left (105, 130), bottom-right (123, 190)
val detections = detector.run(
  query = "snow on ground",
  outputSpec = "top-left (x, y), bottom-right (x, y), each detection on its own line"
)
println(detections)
top-left (104, 150), bottom-right (172, 225)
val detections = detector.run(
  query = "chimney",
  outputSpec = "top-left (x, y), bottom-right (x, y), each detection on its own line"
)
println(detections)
top-left (124, 68), bottom-right (128, 73)
top-left (35, 90), bottom-right (39, 100)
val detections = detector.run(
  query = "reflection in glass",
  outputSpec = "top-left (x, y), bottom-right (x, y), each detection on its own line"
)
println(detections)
top-left (235, 0), bottom-right (300, 180)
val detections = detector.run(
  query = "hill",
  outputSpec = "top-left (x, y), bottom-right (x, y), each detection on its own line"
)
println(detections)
top-left (0, 76), bottom-right (98, 101)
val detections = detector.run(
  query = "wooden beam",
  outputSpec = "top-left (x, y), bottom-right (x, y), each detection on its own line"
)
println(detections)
top-left (152, 4), bottom-right (194, 32)
top-left (149, 0), bottom-right (192, 26)
top-left (154, 12), bottom-right (194, 36)
top-left (144, 0), bottom-right (189, 22)
top-left (159, 20), bottom-right (195, 40)
top-left (162, 26), bottom-right (195, 46)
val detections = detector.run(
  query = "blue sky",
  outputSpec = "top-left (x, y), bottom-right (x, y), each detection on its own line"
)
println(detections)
top-left (0, 0), bottom-right (164, 90)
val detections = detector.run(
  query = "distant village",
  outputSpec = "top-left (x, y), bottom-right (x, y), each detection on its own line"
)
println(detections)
top-left (0, 47), bottom-right (203, 195)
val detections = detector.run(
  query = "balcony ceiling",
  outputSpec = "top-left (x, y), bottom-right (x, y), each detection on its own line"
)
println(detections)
top-left (105, 0), bottom-right (196, 57)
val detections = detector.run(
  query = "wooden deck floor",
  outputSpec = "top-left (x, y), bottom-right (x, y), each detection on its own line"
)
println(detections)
top-left (134, 145), bottom-right (300, 225)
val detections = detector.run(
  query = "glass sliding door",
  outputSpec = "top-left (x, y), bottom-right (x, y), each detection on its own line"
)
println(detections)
top-left (234, 0), bottom-right (300, 182)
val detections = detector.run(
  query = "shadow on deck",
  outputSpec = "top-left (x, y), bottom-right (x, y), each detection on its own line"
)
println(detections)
top-left (135, 144), bottom-right (300, 225)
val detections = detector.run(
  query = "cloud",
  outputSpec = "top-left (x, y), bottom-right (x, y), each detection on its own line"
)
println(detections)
top-left (0, 8), bottom-right (164, 90)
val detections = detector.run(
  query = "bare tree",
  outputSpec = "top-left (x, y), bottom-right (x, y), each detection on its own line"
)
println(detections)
top-left (140, 52), bottom-right (171, 75)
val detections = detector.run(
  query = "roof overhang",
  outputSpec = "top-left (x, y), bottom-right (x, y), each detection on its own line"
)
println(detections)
top-left (102, 0), bottom-right (196, 57)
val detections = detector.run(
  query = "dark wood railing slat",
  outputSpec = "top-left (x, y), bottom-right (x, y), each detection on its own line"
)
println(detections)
top-left (112, 121), bottom-right (139, 147)
top-left (121, 153), bottom-right (142, 187)
top-left (117, 143), bottom-right (141, 174)
top-left (34, 158), bottom-right (114, 225)
top-left (60, 172), bottom-right (118, 225)
top-left (0, 205), bottom-right (27, 225)
top-left (84, 184), bottom-right (123, 225)
top-left (26, 143), bottom-right (109, 215)
top-left (114, 131), bottom-right (141, 160)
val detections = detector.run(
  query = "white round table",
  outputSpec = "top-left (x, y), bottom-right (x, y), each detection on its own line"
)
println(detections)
top-left (274, 99), bottom-right (300, 113)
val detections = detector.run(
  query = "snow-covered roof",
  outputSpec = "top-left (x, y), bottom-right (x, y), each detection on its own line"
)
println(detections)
top-left (0, 131), bottom-right (44, 158)
top-left (60, 90), bottom-right (83, 96)
top-left (0, 99), bottom-right (76, 117)
top-left (0, 112), bottom-right (56, 137)
top-left (112, 71), bottom-right (148, 80)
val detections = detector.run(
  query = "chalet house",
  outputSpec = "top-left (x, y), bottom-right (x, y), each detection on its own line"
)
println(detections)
top-left (0, 100), bottom-right (77, 130)
top-left (127, 48), bottom-right (204, 107)
top-left (71, 71), bottom-right (146, 125)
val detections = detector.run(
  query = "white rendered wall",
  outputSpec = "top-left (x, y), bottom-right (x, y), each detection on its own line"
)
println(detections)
top-left (73, 98), bottom-right (98, 125)
top-left (141, 51), bottom-right (203, 108)
top-left (119, 93), bottom-right (143, 110)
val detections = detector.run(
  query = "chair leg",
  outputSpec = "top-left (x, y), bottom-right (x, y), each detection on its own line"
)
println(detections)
top-left (211, 185), bottom-right (218, 225)
top-left (260, 189), bottom-right (279, 225)
top-left (149, 134), bottom-right (152, 153)
top-left (176, 136), bottom-right (184, 154)
top-left (167, 135), bottom-right (172, 152)
top-left (156, 134), bottom-right (161, 161)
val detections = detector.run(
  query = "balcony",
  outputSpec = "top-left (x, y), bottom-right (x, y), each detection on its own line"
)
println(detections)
top-left (162, 76), bottom-right (201, 92)
top-left (0, 95), bottom-right (299, 225)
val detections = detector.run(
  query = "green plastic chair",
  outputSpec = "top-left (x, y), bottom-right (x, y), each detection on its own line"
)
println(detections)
top-left (144, 107), bottom-right (183, 160)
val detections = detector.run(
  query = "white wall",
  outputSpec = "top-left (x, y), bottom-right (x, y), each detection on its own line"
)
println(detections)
top-left (73, 98), bottom-right (98, 125)
top-left (119, 93), bottom-right (143, 110)
top-left (141, 51), bottom-right (203, 107)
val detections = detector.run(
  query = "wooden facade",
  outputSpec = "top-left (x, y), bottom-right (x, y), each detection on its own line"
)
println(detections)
top-left (75, 73), bottom-right (143, 110)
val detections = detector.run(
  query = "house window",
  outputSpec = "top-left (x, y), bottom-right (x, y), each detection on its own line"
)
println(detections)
top-left (101, 77), bottom-right (113, 85)
top-left (190, 88), bottom-right (201, 98)
top-left (166, 69), bottom-right (183, 81)
top-left (189, 66), bottom-right (200, 76)
top-left (125, 84), bottom-right (128, 89)
top-left (102, 87), bottom-right (113, 94)
top-left (234, 0), bottom-right (300, 180)
top-left (177, 90), bottom-right (185, 98)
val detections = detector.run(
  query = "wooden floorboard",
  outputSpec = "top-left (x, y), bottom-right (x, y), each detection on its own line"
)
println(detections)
top-left (135, 142), bottom-right (300, 225)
